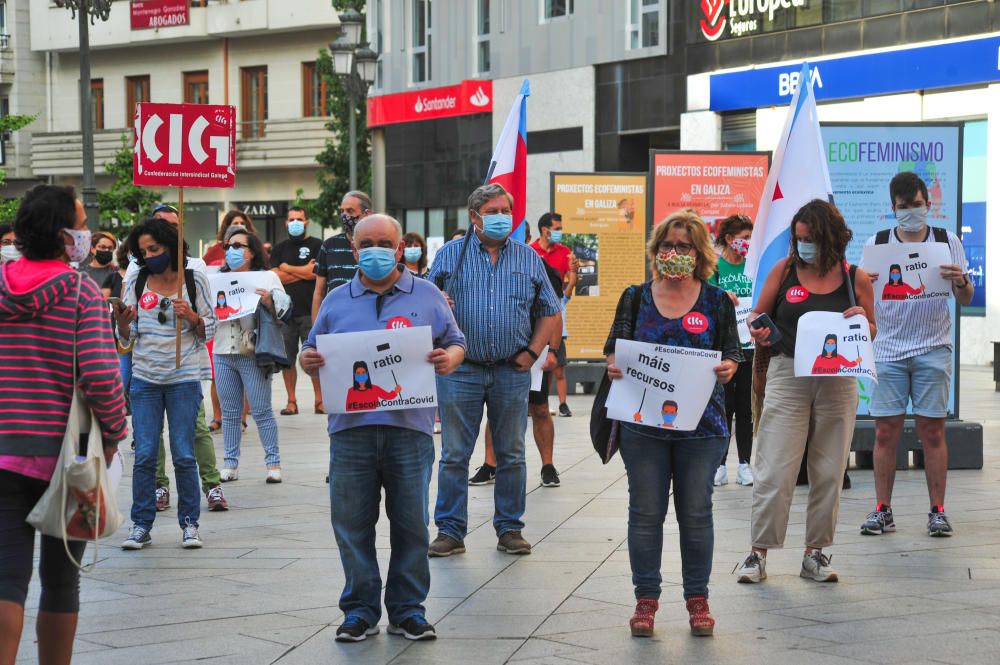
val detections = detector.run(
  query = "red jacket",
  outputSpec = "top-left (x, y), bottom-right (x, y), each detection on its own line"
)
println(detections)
top-left (811, 354), bottom-right (860, 375)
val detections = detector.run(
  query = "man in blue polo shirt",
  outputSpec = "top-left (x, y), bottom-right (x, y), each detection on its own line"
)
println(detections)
top-left (300, 214), bottom-right (465, 643)
top-left (428, 183), bottom-right (562, 557)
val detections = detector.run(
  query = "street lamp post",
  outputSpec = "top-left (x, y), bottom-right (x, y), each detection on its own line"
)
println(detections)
top-left (55, 0), bottom-right (112, 231)
top-left (329, 6), bottom-right (377, 191)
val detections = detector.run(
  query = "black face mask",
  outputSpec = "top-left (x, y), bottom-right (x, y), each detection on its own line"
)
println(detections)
top-left (341, 213), bottom-right (361, 234)
top-left (94, 250), bottom-right (114, 265)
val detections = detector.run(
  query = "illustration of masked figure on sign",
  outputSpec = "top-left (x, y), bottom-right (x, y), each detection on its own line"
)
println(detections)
top-left (345, 360), bottom-right (402, 412)
top-left (214, 290), bottom-right (242, 321)
top-left (659, 400), bottom-right (679, 429)
top-left (881, 263), bottom-right (925, 301)
top-left (811, 334), bottom-right (861, 375)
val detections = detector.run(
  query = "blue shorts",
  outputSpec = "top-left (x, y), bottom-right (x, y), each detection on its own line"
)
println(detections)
top-left (870, 346), bottom-right (951, 419)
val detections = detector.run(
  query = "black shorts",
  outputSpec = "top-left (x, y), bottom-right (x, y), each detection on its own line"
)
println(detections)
top-left (528, 371), bottom-right (551, 405)
top-left (281, 314), bottom-right (313, 364)
top-left (554, 339), bottom-right (567, 368)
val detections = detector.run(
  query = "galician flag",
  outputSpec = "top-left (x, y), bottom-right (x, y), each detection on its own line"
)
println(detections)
top-left (745, 63), bottom-right (833, 304)
top-left (487, 80), bottom-right (529, 242)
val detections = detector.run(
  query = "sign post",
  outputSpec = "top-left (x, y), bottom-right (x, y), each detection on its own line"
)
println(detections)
top-left (133, 101), bottom-right (236, 366)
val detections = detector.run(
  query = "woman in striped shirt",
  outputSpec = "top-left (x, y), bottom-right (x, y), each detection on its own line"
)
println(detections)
top-left (0, 184), bottom-right (127, 665)
top-left (114, 218), bottom-right (216, 551)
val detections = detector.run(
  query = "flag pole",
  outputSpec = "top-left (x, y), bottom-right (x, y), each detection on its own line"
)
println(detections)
top-left (175, 186), bottom-right (185, 369)
top-left (443, 160), bottom-right (497, 297)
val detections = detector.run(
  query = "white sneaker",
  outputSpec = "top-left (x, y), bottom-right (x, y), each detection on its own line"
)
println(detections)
top-left (736, 463), bottom-right (754, 486)
top-left (801, 550), bottom-right (838, 582)
top-left (736, 551), bottom-right (766, 583)
top-left (182, 523), bottom-right (203, 549)
top-left (220, 467), bottom-right (239, 482)
top-left (713, 465), bottom-right (728, 486)
top-left (266, 467), bottom-right (282, 484)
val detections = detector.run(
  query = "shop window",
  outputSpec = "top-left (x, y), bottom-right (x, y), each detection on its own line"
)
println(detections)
top-left (542, 0), bottom-right (573, 21)
top-left (184, 70), bottom-right (209, 105)
top-left (302, 62), bottom-right (328, 117)
top-left (428, 208), bottom-right (445, 238)
top-left (476, 0), bottom-right (490, 75)
top-left (405, 209), bottom-right (425, 235)
top-left (90, 79), bottom-right (104, 131)
top-left (372, 0), bottom-right (385, 89)
top-left (125, 75), bottom-right (149, 120)
top-left (628, 0), bottom-right (659, 49)
top-left (411, 0), bottom-right (432, 84)
top-left (240, 66), bottom-right (268, 139)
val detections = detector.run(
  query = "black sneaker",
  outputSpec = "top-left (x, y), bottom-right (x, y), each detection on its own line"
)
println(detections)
top-left (469, 463), bottom-right (496, 485)
top-left (336, 616), bottom-right (379, 642)
top-left (540, 464), bottom-right (560, 487)
top-left (558, 403), bottom-right (572, 417)
top-left (928, 509), bottom-right (953, 537)
top-left (388, 616), bottom-right (437, 641)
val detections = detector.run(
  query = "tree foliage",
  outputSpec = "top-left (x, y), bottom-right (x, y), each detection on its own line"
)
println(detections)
top-left (0, 114), bottom-right (38, 224)
top-left (97, 135), bottom-right (162, 232)
top-left (311, 0), bottom-right (372, 228)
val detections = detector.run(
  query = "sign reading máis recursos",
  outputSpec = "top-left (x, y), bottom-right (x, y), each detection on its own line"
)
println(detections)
top-left (699, 0), bottom-right (806, 41)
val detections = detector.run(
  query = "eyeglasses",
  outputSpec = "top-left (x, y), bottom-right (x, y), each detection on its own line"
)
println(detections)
top-left (153, 204), bottom-right (179, 215)
top-left (157, 298), bottom-right (172, 325)
top-left (658, 242), bottom-right (694, 254)
top-left (224, 242), bottom-right (249, 251)
top-left (0, 239), bottom-right (14, 247)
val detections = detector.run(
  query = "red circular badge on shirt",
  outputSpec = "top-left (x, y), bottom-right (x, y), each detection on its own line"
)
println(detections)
top-left (682, 312), bottom-right (709, 334)
top-left (786, 286), bottom-right (809, 303)
top-left (387, 316), bottom-right (412, 330)
top-left (139, 292), bottom-right (159, 310)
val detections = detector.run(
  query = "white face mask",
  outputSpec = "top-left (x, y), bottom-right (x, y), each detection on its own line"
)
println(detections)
top-left (895, 206), bottom-right (928, 233)
top-left (1, 245), bottom-right (21, 263)
top-left (64, 228), bottom-right (92, 264)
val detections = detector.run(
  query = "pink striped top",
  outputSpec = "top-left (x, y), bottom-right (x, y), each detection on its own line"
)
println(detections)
top-left (0, 259), bottom-right (127, 482)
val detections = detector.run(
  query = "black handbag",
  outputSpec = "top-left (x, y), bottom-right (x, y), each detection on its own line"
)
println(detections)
top-left (590, 284), bottom-right (642, 464)
top-left (254, 304), bottom-right (291, 374)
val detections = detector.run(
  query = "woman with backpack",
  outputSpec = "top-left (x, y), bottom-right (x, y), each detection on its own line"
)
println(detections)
top-left (213, 226), bottom-right (289, 483)
top-left (114, 218), bottom-right (216, 550)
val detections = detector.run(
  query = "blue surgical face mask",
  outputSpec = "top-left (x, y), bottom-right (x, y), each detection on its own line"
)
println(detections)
top-left (895, 206), bottom-right (927, 233)
top-left (662, 412), bottom-right (676, 425)
top-left (480, 213), bottom-right (513, 240)
top-left (797, 240), bottom-right (818, 264)
top-left (355, 373), bottom-right (369, 385)
top-left (225, 247), bottom-right (246, 270)
top-left (357, 246), bottom-right (398, 280)
top-left (128, 254), bottom-right (138, 264)
top-left (549, 230), bottom-right (563, 243)
top-left (824, 343), bottom-right (836, 354)
top-left (890, 272), bottom-right (901, 281)
top-left (403, 247), bottom-right (422, 263)
top-left (287, 220), bottom-right (306, 237)
top-left (144, 252), bottom-right (171, 275)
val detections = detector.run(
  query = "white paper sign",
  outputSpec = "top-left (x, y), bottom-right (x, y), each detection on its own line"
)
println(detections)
top-left (794, 312), bottom-right (877, 382)
top-left (735, 296), bottom-right (754, 345)
top-left (316, 326), bottom-right (437, 414)
top-left (529, 345), bottom-right (550, 392)
top-left (208, 272), bottom-right (271, 322)
top-left (607, 340), bottom-right (721, 431)
top-left (861, 242), bottom-right (953, 302)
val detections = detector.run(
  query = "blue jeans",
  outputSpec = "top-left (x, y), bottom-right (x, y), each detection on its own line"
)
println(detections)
top-left (329, 425), bottom-right (434, 625)
top-left (119, 351), bottom-right (132, 394)
top-left (215, 354), bottom-right (280, 468)
top-left (434, 362), bottom-right (529, 539)
top-left (130, 377), bottom-right (202, 530)
top-left (619, 424), bottom-right (726, 600)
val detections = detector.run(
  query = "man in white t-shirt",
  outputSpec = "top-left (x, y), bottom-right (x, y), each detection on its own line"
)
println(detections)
top-left (859, 172), bottom-right (973, 539)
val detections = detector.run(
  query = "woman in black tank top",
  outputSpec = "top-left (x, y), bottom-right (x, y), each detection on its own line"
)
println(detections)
top-left (735, 200), bottom-right (875, 587)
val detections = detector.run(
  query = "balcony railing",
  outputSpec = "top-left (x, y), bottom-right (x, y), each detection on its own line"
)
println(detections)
top-left (30, 118), bottom-right (332, 176)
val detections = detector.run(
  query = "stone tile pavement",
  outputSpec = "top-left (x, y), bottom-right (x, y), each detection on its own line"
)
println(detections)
top-left (15, 366), bottom-right (1000, 664)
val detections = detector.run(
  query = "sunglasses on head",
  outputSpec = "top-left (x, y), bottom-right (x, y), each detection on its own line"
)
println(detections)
top-left (153, 204), bottom-right (179, 215)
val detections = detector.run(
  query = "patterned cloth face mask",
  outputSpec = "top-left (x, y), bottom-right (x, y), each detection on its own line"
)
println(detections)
top-left (655, 251), bottom-right (695, 281)
top-left (729, 238), bottom-right (751, 258)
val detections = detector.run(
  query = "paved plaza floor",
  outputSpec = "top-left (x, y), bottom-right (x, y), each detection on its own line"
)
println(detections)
top-left (15, 366), bottom-right (1000, 665)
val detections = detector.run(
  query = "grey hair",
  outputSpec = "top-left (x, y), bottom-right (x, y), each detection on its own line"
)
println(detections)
top-left (354, 213), bottom-right (403, 242)
top-left (342, 190), bottom-right (372, 212)
top-left (467, 183), bottom-right (513, 214)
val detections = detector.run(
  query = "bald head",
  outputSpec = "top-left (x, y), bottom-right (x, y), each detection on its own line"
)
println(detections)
top-left (354, 214), bottom-right (403, 246)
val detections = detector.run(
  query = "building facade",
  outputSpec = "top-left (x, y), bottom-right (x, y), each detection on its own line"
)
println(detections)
top-left (1, 0), bottom-right (47, 195)
top-left (21, 0), bottom-right (342, 252)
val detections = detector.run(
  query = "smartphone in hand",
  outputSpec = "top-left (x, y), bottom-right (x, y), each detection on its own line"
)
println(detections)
top-left (749, 313), bottom-right (782, 344)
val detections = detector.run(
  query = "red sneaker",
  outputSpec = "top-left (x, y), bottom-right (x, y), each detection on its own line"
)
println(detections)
top-left (155, 487), bottom-right (170, 512)
top-left (629, 598), bottom-right (658, 637)
top-left (206, 485), bottom-right (228, 511)
top-left (686, 596), bottom-right (715, 636)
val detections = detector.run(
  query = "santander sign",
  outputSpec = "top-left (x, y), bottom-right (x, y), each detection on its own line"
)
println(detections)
top-left (368, 80), bottom-right (493, 128)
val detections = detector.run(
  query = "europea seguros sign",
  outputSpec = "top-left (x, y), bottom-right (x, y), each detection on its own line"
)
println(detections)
top-left (700, 0), bottom-right (807, 42)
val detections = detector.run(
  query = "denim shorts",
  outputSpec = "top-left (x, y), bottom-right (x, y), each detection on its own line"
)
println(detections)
top-left (870, 346), bottom-right (952, 418)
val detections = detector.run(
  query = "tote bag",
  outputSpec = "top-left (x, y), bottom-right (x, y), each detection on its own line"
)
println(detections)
top-left (26, 275), bottom-right (124, 571)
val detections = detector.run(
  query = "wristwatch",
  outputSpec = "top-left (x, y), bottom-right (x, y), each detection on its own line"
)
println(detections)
top-left (520, 347), bottom-right (539, 361)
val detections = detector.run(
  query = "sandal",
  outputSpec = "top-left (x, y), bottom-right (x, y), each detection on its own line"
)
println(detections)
top-left (280, 401), bottom-right (298, 416)
top-left (315, 401), bottom-right (325, 415)
top-left (208, 419), bottom-right (222, 434)
top-left (241, 421), bottom-right (248, 432)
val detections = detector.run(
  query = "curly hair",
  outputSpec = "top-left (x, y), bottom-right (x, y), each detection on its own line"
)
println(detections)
top-left (127, 218), bottom-right (189, 270)
top-left (13, 185), bottom-right (78, 261)
top-left (714, 214), bottom-right (754, 246)
top-left (788, 199), bottom-right (852, 275)
top-left (647, 209), bottom-right (717, 282)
